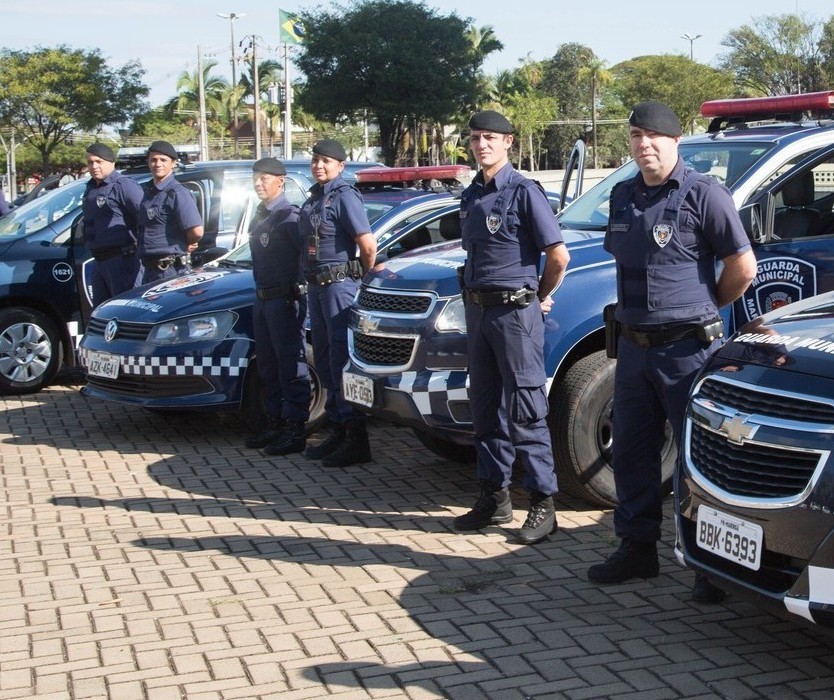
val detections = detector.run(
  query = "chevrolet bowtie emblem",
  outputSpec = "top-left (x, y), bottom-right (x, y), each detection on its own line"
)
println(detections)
top-left (357, 315), bottom-right (380, 334)
top-left (719, 412), bottom-right (757, 445)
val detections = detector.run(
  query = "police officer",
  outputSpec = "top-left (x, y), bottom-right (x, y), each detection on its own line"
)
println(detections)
top-left (299, 139), bottom-right (377, 468)
top-left (587, 101), bottom-right (758, 601)
top-left (82, 143), bottom-right (144, 304)
top-left (244, 157), bottom-right (311, 456)
top-left (454, 110), bottom-right (570, 545)
top-left (137, 140), bottom-right (203, 284)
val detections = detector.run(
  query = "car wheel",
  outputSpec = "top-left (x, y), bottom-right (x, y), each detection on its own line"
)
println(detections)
top-left (240, 343), bottom-right (327, 435)
top-left (550, 350), bottom-right (675, 508)
top-left (0, 308), bottom-right (61, 395)
top-left (412, 429), bottom-right (476, 464)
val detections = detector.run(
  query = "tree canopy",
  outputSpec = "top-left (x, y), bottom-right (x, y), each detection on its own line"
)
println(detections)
top-left (294, 0), bottom-right (489, 164)
top-left (0, 45), bottom-right (148, 174)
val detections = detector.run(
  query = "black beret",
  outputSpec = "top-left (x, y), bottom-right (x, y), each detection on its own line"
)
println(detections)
top-left (147, 140), bottom-right (179, 160)
top-left (312, 139), bottom-right (347, 162)
top-left (468, 110), bottom-right (513, 134)
top-left (85, 143), bottom-right (116, 162)
top-left (628, 101), bottom-right (682, 138)
top-left (253, 157), bottom-right (287, 175)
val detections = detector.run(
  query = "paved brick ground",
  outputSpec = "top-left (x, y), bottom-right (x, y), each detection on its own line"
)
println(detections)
top-left (2, 380), bottom-right (834, 699)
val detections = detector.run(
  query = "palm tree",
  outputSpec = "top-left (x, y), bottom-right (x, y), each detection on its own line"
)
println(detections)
top-left (578, 59), bottom-right (612, 168)
top-left (164, 61), bottom-right (228, 122)
top-left (238, 59), bottom-right (283, 103)
top-left (466, 24), bottom-right (504, 61)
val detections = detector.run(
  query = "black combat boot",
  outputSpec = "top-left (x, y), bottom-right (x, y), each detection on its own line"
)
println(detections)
top-left (305, 423), bottom-right (346, 460)
top-left (517, 491), bottom-right (558, 544)
top-left (244, 416), bottom-right (284, 449)
top-left (453, 480), bottom-right (513, 531)
top-left (587, 538), bottom-right (659, 584)
top-left (263, 419), bottom-right (306, 456)
top-left (320, 421), bottom-right (372, 468)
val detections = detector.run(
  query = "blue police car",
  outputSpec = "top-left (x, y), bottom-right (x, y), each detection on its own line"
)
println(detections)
top-left (77, 167), bottom-right (468, 431)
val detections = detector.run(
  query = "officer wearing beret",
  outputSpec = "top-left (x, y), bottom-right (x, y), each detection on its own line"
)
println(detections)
top-left (587, 101), bottom-right (757, 601)
top-left (137, 140), bottom-right (204, 284)
top-left (299, 138), bottom-right (377, 468)
top-left (244, 157), bottom-right (312, 456)
top-left (82, 142), bottom-right (144, 303)
top-left (454, 110), bottom-right (570, 545)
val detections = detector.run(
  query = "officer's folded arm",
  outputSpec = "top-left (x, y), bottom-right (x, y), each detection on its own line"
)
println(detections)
top-left (538, 243), bottom-right (570, 306)
top-left (715, 248), bottom-right (757, 308)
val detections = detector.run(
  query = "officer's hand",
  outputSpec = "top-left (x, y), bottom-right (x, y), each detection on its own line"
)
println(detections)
top-left (539, 296), bottom-right (553, 315)
top-left (186, 242), bottom-right (198, 253)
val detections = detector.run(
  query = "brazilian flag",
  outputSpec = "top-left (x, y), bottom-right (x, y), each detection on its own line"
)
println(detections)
top-left (279, 9), bottom-right (305, 45)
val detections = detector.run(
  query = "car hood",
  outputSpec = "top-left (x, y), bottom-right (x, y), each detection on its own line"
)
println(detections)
top-left (713, 291), bottom-right (834, 378)
top-left (363, 227), bottom-right (607, 296)
top-left (92, 266), bottom-right (254, 322)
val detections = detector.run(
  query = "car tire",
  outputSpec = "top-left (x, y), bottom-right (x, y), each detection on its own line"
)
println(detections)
top-left (0, 307), bottom-right (62, 396)
top-left (412, 429), bottom-right (476, 464)
top-left (240, 343), bottom-right (327, 435)
top-left (550, 350), bottom-right (675, 508)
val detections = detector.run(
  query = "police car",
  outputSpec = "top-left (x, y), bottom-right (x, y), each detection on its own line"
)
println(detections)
top-left (674, 140), bottom-right (834, 626)
top-left (342, 91), bottom-right (834, 507)
top-left (77, 166), bottom-right (468, 431)
top-left (0, 159), bottom-right (385, 396)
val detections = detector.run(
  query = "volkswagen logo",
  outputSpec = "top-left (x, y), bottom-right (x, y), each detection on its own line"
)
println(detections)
top-left (104, 320), bottom-right (119, 343)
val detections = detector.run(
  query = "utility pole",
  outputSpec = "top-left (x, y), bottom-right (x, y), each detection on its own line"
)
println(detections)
top-left (218, 12), bottom-right (245, 157)
top-left (282, 44), bottom-right (293, 160)
top-left (681, 34), bottom-right (702, 134)
top-left (197, 45), bottom-right (209, 161)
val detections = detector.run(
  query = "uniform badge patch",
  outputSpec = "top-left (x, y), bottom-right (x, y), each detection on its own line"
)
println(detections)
top-left (653, 224), bottom-right (673, 247)
top-left (486, 214), bottom-right (501, 234)
top-left (259, 232), bottom-right (270, 247)
top-left (147, 207), bottom-right (158, 221)
top-left (96, 195), bottom-right (107, 208)
top-left (311, 213), bottom-right (321, 231)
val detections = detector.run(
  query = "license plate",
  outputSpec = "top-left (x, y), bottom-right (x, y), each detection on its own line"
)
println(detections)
top-left (696, 505), bottom-right (763, 571)
top-left (343, 371), bottom-right (374, 407)
top-left (86, 351), bottom-right (120, 380)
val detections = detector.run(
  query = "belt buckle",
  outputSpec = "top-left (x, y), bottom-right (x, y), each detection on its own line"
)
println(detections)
top-left (157, 258), bottom-right (171, 271)
top-left (334, 269), bottom-right (346, 282)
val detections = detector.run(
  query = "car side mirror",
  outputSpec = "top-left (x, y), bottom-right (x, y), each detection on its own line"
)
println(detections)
top-left (738, 202), bottom-right (765, 245)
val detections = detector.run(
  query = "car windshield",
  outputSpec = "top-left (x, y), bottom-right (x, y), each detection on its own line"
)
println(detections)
top-left (0, 179), bottom-right (88, 240)
top-left (557, 141), bottom-right (778, 231)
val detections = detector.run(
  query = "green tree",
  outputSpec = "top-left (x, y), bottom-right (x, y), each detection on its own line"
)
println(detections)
top-left (0, 46), bottom-right (148, 174)
top-left (578, 59), bottom-right (612, 168)
top-left (164, 60), bottom-right (228, 122)
top-left (821, 16), bottom-right (834, 87)
top-left (295, 0), bottom-right (486, 165)
top-left (611, 55), bottom-right (735, 133)
top-left (720, 13), bottom-right (826, 95)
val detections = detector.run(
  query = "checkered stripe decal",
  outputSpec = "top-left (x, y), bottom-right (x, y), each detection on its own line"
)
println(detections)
top-left (388, 370), bottom-right (469, 420)
top-left (79, 346), bottom-right (249, 377)
top-left (784, 565), bottom-right (834, 625)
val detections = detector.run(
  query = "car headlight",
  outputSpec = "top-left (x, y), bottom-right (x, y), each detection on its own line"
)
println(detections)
top-left (435, 297), bottom-right (466, 333)
top-left (147, 311), bottom-right (237, 345)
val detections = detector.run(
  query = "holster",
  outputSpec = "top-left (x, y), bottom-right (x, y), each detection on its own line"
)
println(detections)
top-left (604, 304), bottom-right (619, 359)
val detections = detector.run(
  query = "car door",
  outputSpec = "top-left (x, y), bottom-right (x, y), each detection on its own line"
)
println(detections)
top-left (733, 144), bottom-right (834, 329)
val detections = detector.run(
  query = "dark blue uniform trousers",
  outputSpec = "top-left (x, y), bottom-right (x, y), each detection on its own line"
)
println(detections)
top-left (307, 279), bottom-right (363, 425)
top-left (253, 296), bottom-right (311, 422)
top-left (142, 263), bottom-right (191, 286)
top-left (466, 302), bottom-right (557, 494)
top-left (91, 255), bottom-right (142, 305)
top-left (612, 335), bottom-right (720, 543)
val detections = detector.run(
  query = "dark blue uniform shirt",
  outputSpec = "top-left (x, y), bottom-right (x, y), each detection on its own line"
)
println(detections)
top-left (249, 194), bottom-right (303, 288)
top-left (460, 162), bottom-right (562, 290)
top-left (299, 176), bottom-right (371, 272)
top-left (137, 174), bottom-right (203, 256)
top-left (82, 171), bottom-right (144, 252)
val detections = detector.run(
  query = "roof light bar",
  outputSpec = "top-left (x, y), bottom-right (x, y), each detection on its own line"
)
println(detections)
top-left (356, 165), bottom-right (470, 184)
top-left (701, 92), bottom-right (834, 119)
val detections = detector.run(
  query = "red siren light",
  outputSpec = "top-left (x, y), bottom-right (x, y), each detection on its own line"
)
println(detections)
top-left (356, 165), bottom-right (470, 184)
top-left (701, 92), bottom-right (834, 119)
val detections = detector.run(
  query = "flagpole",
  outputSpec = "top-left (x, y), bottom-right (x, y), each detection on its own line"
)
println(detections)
top-left (283, 44), bottom-right (292, 160)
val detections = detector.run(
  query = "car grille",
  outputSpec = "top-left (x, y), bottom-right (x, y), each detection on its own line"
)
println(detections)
top-left (356, 288), bottom-right (432, 315)
top-left (86, 317), bottom-right (152, 341)
top-left (353, 333), bottom-right (415, 366)
top-left (86, 374), bottom-right (213, 398)
top-left (698, 377), bottom-right (834, 423)
top-left (689, 422), bottom-right (821, 498)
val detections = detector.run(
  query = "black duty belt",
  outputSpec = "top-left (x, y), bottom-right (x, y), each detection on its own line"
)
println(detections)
top-left (306, 261), bottom-right (362, 286)
top-left (142, 254), bottom-right (190, 271)
top-left (463, 287), bottom-right (536, 308)
top-left (621, 324), bottom-right (698, 348)
top-left (256, 281), bottom-right (307, 300)
top-left (93, 244), bottom-right (136, 262)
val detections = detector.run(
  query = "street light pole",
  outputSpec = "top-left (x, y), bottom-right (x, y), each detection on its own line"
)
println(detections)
top-left (218, 12), bottom-right (245, 157)
top-left (681, 32), bottom-right (702, 61)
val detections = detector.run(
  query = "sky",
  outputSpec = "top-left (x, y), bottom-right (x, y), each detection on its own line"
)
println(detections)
top-left (5, 0), bottom-right (833, 108)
